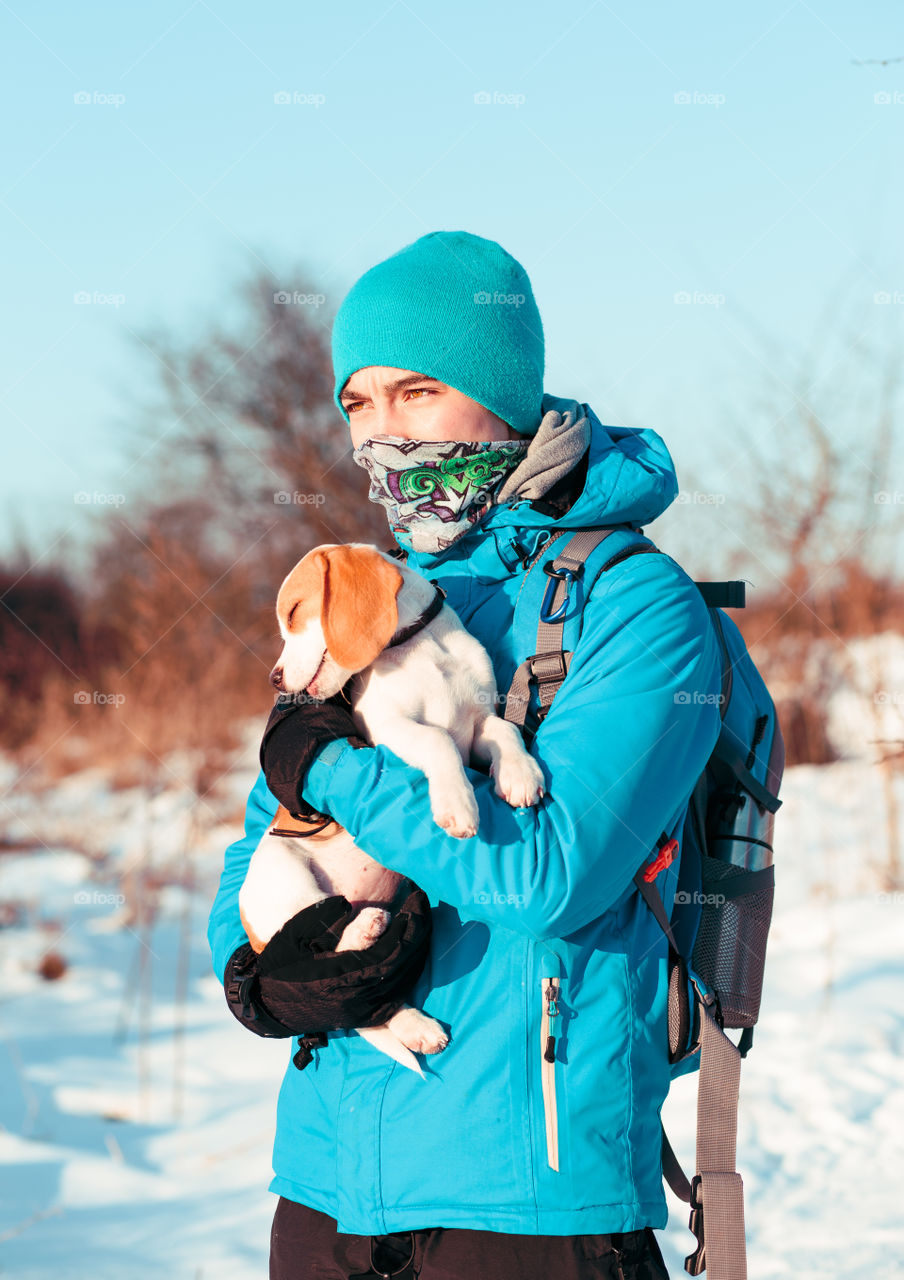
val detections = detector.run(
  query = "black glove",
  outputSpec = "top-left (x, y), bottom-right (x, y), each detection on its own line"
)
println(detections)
top-left (260, 685), bottom-right (369, 824)
top-left (223, 881), bottom-right (433, 1041)
top-left (224, 940), bottom-right (295, 1039)
top-left (223, 893), bottom-right (362, 1039)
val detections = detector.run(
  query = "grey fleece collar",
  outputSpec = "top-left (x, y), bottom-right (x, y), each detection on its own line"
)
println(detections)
top-left (495, 394), bottom-right (592, 506)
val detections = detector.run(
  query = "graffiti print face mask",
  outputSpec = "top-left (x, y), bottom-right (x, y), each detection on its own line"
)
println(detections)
top-left (352, 435), bottom-right (531, 555)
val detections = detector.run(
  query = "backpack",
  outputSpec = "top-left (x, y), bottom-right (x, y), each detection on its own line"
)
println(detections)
top-left (500, 524), bottom-right (785, 1280)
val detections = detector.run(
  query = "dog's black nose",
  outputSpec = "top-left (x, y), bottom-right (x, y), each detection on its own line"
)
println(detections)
top-left (269, 666), bottom-right (285, 691)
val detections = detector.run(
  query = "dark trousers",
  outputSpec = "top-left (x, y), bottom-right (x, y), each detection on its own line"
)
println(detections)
top-left (269, 1195), bottom-right (670, 1279)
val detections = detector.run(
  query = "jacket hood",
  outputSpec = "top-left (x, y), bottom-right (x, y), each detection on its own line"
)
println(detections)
top-left (399, 394), bottom-right (679, 578)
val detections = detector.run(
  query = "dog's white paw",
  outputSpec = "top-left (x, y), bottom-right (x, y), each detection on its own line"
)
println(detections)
top-left (334, 906), bottom-right (391, 953)
top-left (386, 1006), bottom-right (450, 1055)
top-left (434, 810), bottom-right (479, 840)
top-left (494, 753), bottom-right (546, 808)
top-left (429, 780), bottom-right (480, 839)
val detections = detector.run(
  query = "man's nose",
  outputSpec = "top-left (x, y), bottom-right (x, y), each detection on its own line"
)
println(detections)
top-left (269, 666), bottom-right (285, 691)
top-left (367, 401), bottom-right (409, 439)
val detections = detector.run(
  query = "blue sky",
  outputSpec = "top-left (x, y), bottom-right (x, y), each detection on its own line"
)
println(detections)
top-left (2, 0), bottom-right (902, 565)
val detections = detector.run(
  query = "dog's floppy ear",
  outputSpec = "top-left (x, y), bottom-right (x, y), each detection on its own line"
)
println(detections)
top-left (276, 549), bottom-right (330, 631)
top-left (321, 545), bottom-right (403, 670)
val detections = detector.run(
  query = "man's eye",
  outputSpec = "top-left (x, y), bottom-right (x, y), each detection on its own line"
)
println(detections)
top-left (406, 388), bottom-right (435, 400)
top-left (345, 401), bottom-right (363, 413)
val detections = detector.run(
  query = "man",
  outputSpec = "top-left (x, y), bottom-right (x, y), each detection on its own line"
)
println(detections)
top-left (207, 230), bottom-right (723, 1279)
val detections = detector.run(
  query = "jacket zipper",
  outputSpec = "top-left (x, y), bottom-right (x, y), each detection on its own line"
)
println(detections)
top-left (540, 975), bottom-right (560, 1171)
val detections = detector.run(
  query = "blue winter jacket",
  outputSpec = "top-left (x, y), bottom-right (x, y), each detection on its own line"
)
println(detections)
top-left (207, 401), bottom-right (724, 1237)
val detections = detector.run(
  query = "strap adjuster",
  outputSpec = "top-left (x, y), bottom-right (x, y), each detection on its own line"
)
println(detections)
top-left (527, 651), bottom-right (569, 683)
top-left (685, 1174), bottom-right (706, 1275)
top-left (526, 651), bottom-right (572, 725)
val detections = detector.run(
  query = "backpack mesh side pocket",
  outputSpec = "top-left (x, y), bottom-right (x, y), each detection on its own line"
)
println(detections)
top-left (691, 859), bottom-right (775, 1028)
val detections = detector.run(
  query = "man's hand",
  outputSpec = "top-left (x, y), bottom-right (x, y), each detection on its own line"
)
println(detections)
top-left (259, 685), bottom-right (369, 822)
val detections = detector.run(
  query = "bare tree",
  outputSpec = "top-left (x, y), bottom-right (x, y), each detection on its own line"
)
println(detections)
top-left (717, 324), bottom-right (904, 885)
top-left (123, 257), bottom-right (388, 574)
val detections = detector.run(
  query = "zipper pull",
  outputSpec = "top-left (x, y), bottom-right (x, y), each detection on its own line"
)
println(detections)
top-left (544, 979), bottom-right (559, 1062)
top-left (520, 529), bottom-right (555, 570)
top-left (509, 534), bottom-right (530, 567)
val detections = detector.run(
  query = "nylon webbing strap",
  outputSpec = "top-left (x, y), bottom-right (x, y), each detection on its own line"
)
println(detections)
top-left (681, 1006), bottom-right (747, 1279)
top-left (633, 870), bottom-right (680, 954)
top-left (661, 1126), bottom-right (693, 1203)
top-left (641, 878), bottom-right (749, 1278)
top-left (713, 740), bottom-right (783, 814)
top-left (503, 527), bottom-right (638, 730)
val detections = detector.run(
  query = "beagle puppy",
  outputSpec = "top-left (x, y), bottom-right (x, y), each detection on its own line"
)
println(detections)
top-left (239, 542), bottom-right (546, 1073)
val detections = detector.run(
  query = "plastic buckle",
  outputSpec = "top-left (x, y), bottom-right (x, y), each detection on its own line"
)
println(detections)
top-left (237, 973), bottom-right (256, 1020)
top-left (528, 651), bottom-right (568, 683)
top-left (643, 836), bottom-right (679, 882)
top-left (226, 970), bottom-right (282, 1038)
top-left (224, 949), bottom-right (256, 1015)
top-left (528, 651), bottom-right (570, 726)
top-left (685, 1175), bottom-right (706, 1275)
top-left (540, 561), bottom-right (580, 623)
top-left (713, 992), bottom-right (725, 1030)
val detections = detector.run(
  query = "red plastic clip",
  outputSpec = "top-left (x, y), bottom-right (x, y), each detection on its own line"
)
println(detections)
top-left (643, 837), bottom-right (679, 882)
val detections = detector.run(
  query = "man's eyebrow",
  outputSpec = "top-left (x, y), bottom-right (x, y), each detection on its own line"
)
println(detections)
top-left (340, 374), bottom-right (444, 402)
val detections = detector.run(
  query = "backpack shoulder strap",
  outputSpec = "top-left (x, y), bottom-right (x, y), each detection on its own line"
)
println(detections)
top-left (502, 526), bottom-right (746, 735)
top-left (502, 526), bottom-right (661, 731)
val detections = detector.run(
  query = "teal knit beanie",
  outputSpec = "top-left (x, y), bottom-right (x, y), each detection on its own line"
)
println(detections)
top-left (331, 230), bottom-right (545, 436)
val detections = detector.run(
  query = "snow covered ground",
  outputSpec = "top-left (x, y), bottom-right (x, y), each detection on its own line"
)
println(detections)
top-left (1, 708), bottom-right (903, 1277)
